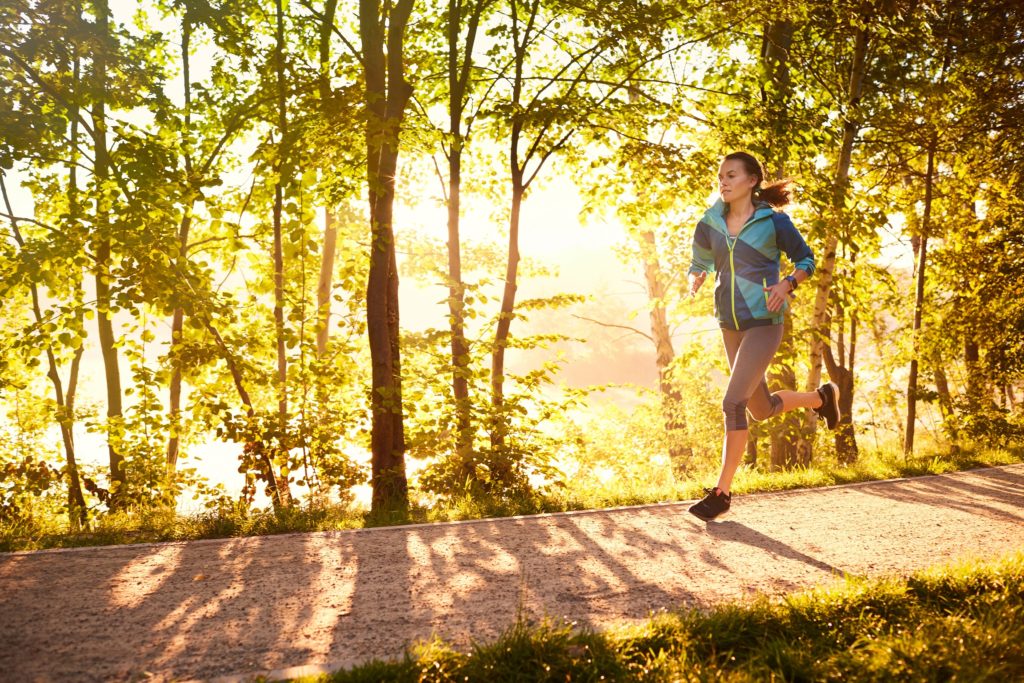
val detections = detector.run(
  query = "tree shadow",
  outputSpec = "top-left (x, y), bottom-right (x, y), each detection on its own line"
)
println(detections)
top-left (0, 533), bottom-right (338, 682)
top-left (852, 466), bottom-right (1024, 525)
top-left (327, 506), bottom-right (701, 670)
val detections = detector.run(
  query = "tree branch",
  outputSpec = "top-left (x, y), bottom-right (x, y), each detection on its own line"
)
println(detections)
top-left (572, 314), bottom-right (653, 342)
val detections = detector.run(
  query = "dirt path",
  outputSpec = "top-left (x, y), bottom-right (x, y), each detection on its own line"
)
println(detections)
top-left (2, 464), bottom-right (1022, 682)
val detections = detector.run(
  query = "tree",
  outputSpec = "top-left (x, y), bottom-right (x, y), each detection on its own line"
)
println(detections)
top-left (441, 0), bottom-right (496, 480)
top-left (88, 0), bottom-right (128, 508)
top-left (359, 0), bottom-right (416, 514)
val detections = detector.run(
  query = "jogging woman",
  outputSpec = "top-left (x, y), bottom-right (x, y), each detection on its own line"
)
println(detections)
top-left (686, 152), bottom-right (841, 521)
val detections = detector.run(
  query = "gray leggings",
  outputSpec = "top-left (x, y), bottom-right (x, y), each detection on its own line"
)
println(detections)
top-left (721, 324), bottom-right (785, 431)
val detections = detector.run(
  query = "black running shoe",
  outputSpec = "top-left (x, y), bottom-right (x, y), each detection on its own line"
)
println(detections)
top-left (814, 381), bottom-right (841, 430)
top-left (688, 487), bottom-right (731, 521)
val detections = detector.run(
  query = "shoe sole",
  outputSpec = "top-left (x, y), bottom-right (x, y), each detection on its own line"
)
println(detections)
top-left (826, 381), bottom-right (841, 430)
top-left (688, 507), bottom-right (729, 522)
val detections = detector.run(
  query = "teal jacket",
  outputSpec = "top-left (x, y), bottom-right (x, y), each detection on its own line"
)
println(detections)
top-left (688, 199), bottom-right (815, 330)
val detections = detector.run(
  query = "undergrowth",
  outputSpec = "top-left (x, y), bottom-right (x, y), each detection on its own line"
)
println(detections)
top-left (2, 443), bottom-right (1020, 552)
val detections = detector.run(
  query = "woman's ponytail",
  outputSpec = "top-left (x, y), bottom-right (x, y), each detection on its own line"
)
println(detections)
top-left (724, 151), bottom-right (794, 208)
top-left (755, 179), bottom-right (793, 208)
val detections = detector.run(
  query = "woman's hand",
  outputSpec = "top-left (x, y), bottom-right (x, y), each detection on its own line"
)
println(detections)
top-left (763, 281), bottom-right (792, 312)
top-left (688, 271), bottom-right (707, 298)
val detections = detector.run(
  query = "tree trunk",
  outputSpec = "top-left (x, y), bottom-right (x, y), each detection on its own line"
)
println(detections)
top-left (905, 137), bottom-right (936, 456)
top-left (360, 0), bottom-right (414, 514)
top-left (489, 0), bottom-right (536, 461)
top-left (167, 13), bottom-right (193, 475)
top-left (445, 0), bottom-right (484, 476)
top-left (65, 47), bottom-right (88, 529)
top-left (965, 338), bottom-right (982, 411)
top-left (490, 178), bottom-right (522, 456)
top-left (1, 175), bottom-right (89, 529)
top-left (824, 249), bottom-right (859, 463)
top-left (799, 15), bottom-right (871, 464)
top-left (824, 344), bottom-right (857, 463)
top-left (91, 0), bottom-right (126, 508)
top-left (265, 0), bottom-right (293, 509)
top-left (65, 347), bottom-right (86, 527)
top-left (448, 146), bottom-right (474, 471)
top-left (758, 19), bottom-right (801, 470)
top-left (316, 0), bottom-right (340, 359)
top-left (316, 209), bottom-right (339, 356)
top-left (639, 228), bottom-right (692, 474)
top-left (934, 362), bottom-right (958, 450)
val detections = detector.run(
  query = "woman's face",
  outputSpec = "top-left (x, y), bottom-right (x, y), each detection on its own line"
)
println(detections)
top-left (718, 159), bottom-right (758, 203)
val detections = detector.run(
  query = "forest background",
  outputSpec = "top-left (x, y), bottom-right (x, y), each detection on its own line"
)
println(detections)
top-left (1, 0), bottom-right (1022, 539)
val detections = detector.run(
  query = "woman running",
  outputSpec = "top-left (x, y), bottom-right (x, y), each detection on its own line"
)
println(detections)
top-left (687, 152), bottom-right (841, 521)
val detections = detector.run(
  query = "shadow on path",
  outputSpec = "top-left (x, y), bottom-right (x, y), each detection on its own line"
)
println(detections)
top-left (702, 521), bottom-right (845, 576)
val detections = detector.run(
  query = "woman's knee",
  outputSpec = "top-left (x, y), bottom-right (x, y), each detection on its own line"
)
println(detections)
top-left (722, 396), bottom-right (749, 431)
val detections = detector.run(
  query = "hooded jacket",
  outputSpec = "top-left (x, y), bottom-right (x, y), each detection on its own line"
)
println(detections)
top-left (688, 199), bottom-right (815, 330)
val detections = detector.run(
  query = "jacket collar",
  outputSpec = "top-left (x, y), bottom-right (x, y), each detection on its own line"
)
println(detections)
top-left (702, 199), bottom-right (774, 234)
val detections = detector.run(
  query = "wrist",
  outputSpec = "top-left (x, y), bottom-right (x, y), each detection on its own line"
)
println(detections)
top-left (784, 275), bottom-right (798, 292)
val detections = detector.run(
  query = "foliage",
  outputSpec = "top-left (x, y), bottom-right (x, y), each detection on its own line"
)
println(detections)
top-left (1, 0), bottom-right (1023, 528)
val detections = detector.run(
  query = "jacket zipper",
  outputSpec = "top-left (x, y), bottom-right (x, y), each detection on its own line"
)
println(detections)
top-left (727, 242), bottom-right (739, 329)
top-left (725, 213), bottom-right (759, 329)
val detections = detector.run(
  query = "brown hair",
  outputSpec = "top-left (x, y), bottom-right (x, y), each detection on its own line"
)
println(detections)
top-left (723, 151), bottom-right (793, 208)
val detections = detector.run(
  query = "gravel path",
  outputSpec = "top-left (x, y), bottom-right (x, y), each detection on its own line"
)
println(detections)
top-left (2, 464), bottom-right (1022, 682)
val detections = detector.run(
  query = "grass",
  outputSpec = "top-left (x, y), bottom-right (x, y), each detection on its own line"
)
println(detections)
top-left (2, 443), bottom-right (1021, 552)
top-left (290, 552), bottom-right (1024, 682)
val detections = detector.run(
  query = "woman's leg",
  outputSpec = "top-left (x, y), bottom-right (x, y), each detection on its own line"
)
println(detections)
top-left (714, 325), bottom-right (784, 494)
top-left (775, 390), bottom-right (824, 412)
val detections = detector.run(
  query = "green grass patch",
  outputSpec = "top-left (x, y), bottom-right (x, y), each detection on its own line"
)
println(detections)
top-left (290, 552), bottom-right (1024, 682)
top-left (547, 443), bottom-right (1024, 512)
top-left (2, 443), bottom-right (1021, 552)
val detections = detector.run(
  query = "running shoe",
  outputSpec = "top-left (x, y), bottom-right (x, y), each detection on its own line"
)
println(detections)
top-left (814, 381), bottom-right (841, 430)
top-left (688, 487), bottom-right (731, 521)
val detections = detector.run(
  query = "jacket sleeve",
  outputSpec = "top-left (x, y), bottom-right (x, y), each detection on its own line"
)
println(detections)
top-left (773, 213), bottom-right (815, 276)
top-left (688, 221), bottom-right (715, 275)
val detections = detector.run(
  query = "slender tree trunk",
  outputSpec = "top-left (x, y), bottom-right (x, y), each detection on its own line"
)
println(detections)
top-left (91, 0), bottom-right (126, 507)
top-left (268, 0), bottom-right (293, 509)
top-left (447, 146), bottom-right (474, 469)
top-left (934, 361), bottom-right (958, 450)
top-left (623, 59), bottom-right (693, 473)
top-left (964, 338), bottom-right (982, 410)
top-left (905, 138), bottom-right (936, 456)
top-left (65, 346), bottom-right (86, 525)
top-left (316, 209), bottom-right (339, 356)
top-left (639, 228), bottom-right (692, 473)
top-left (1, 175), bottom-right (89, 529)
top-left (65, 46), bottom-right (88, 528)
top-left (798, 15), bottom-right (871, 464)
top-left (446, 0), bottom-right (484, 473)
top-left (167, 13), bottom-right (193, 474)
top-left (195, 314), bottom-right (285, 499)
top-left (489, 0), bottom-right (536, 458)
top-left (316, 0), bottom-right (340, 359)
top-left (490, 178), bottom-right (522, 455)
top-left (824, 250), bottom-right (859, 463)
top-left (360, 0), bottom-right (414, 513)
